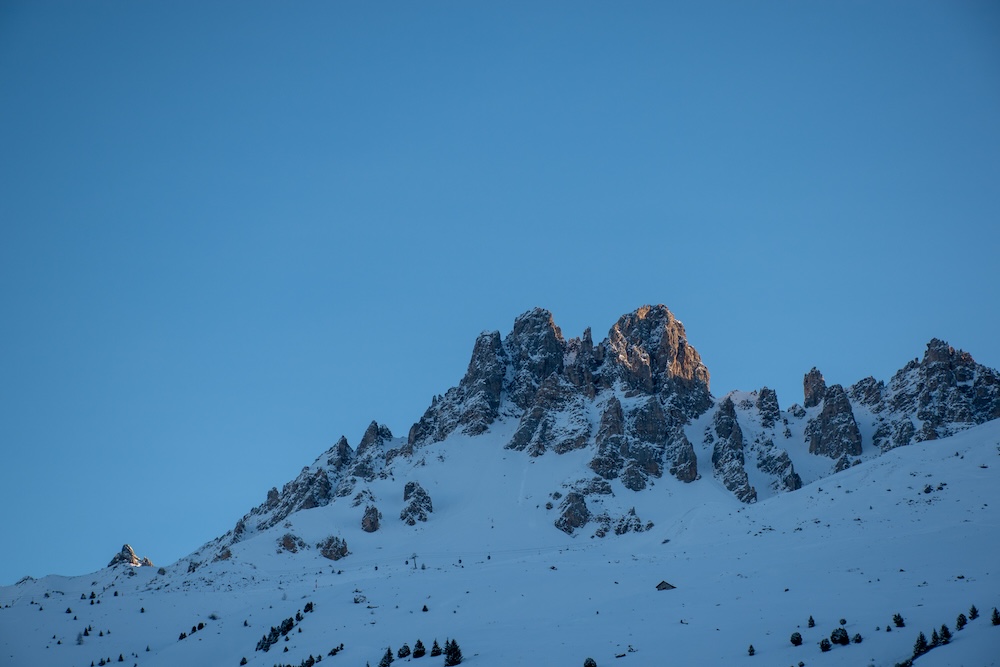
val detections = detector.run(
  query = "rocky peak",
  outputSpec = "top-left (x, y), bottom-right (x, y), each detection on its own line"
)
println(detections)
top-left (803, 368), bottom-right (826, 408)
top-left (805, 384), bottom-right (862, 459)
top-left (357, 421), bottom-right (393, 456)
top-left (108, 544), bottom-right (153, 568)
top-left (853, 338), bottom-right (1000, 450)
top-left (455, 330), bottom-right (507, 434)
top-left (606, 305), bottom-right (710, 403)
top-left (504, 308), bottom-right (566, 410)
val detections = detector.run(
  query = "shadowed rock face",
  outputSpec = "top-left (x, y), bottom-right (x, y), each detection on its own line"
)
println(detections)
top-left (806, 384), bottom-right (863, 459)
top-left (803, 368), bottom-right (827, 409)
top-left (709, 397), bottom-right (756, 503)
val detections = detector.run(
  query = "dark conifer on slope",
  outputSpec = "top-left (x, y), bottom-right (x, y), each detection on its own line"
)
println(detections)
top-left (444, 639), bottom-right (463, 666)
top-left (992, 608), bottom-right (1000, 626)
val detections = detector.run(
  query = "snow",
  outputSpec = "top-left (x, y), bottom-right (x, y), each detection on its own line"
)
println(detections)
top-left (2, 420), bottom-right (999, 667)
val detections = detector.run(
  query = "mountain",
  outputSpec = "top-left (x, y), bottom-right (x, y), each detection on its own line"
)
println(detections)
top-left (2, 305), bottom-right (999, 667)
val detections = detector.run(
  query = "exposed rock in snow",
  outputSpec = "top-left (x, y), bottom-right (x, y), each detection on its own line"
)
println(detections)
top-left (803, 367), bottom-right (827, 408)
top-left (108, 544), bottom-right (153, 568)
top-left (400, 481), bottom-right (433, 526)
top-left (708, 397), bottom-right (756, 503)
top-left (555, 491), bottom-right (590, 534)
top-left (805, 384), bottom-right (862, 459)
top-left (851, 338), bottom-right (1000, 451)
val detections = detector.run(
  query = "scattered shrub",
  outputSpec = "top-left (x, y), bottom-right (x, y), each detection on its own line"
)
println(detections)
top-left (398, 644), bottom-right (411, 658)
top-left (852, 633), bottom-right (862, 644)
top-left (790, 632), bottom-right (802, 646)
top-left (583, 659), bottom-right (597, 667)
top-left (819, 638), bottom-right (831, 652)
top-left (747, 644), bottom-right (755, 656)
top-left (808, 615), bottom-right (815, 628)
top-left (831, 627), bottom-right (849, 646)
top-left (893, 613), bottom-right (905, 628)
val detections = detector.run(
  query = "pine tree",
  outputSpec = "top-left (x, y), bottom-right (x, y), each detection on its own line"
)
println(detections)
top-left (830, 627), bottom-right (849, 646)
top-left (430, 640), bottom-right (442, 657)
top-left (969, 604), bottom-right (979, 620)
top-left (893, 613), bottom-right (906, 628)
top-left (240, 659), bottom-right (248, 666)
top-left (940, 624), bottom-right (951, 644)
top-left (930, 629), bottom-right (939, 647)
top-left (956, 613), bottom-right (967, 631)
top-left (413, 639), bottom-right (426, 658)
top-left (790, 632), bottom-right (803, 646)
top-left (444, 639), bottom-right (463, 666)
top-left (583, 659), bottom-right (597, 667)
top-left (992, 608), bottom-right (1000, 626)
top-left (378, 646), bottom-right (394, 667)
top-left (807, 615), bottom-right (815, 628)
top-left (819, 638), bottom-right (831, 652)
top-left (398, 644), bottom-right (411, 658)
top-left (913, 631), bottom-right (928, 657)
top-left (852, 633), bottom-right (863, 644)
top-left (747, 644), bottom-right (755, 656)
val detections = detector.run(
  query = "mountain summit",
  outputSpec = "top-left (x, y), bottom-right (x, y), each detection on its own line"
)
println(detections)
top-left (200, 305), bottom-right (998, 554)
top-left (4, 305), bottom-right (999, 667)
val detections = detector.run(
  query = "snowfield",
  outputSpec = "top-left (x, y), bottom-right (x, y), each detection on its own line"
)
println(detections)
top-left (2, 420), bottom-right (998, 667)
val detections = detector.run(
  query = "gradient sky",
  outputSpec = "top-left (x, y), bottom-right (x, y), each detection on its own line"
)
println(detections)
top-left (1, 1), bottom-right (998, 585)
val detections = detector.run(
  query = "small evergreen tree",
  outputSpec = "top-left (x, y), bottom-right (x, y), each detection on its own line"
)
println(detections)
top-left (956, 613), bottom-right (967, 631)
top-left (930, 629), bottom-right (940, 647)
top-left (240, 659), bottom-right (248, 666)
top-left (808, 615), bottom-right (815, 628)
top-left (444, 639), bottom-right (463, 666)
top-left (940, 624), bottom-right (951, 644)
top-left (893, 613), bottom-right (905, 627)
top-left (378, 647), bottom-right (394, 667)
top-left (992, 607), bottom-right (1000, 626)
top-left (969, 604), bottom-right (979, 620)
top-left (790, 632), bottom-right (803, 646)
top-left (413, 639), bottom-right (426, 658)
top-left (831, 627), bottom-right (849, 645)
top-left (852, 633), bottom-right (862, 644)
top-left (819, 638), bottom-right (831, 652)
top-left (583, 659), bottom-right (597, 667)
top-left (430, 640), bottom-right (442, 657)
top-left (913, 631), bottom-right (928, 657)
top-left (747, 644), bottom-right (755, 656)
top-left (398, 644), bottom-right (411, 658)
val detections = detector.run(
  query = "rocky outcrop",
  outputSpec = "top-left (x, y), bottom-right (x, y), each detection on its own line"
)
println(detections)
top-left (756, 445), bottom-right (802, 492)
top-left (108, 544), bottom-right (153, 568)
top-left (851, 338), bottom-right (1000, 451)
top-left (805, 384), bottom-right (862, 459)
top-left (278, 533), bottom-right (306, 554)
top-left (554, 491), bottom-right (590, 534)
top-left (507, 375), bottom-right (591, 456)
top-left (317, 536), bottom-right (349, 561)
top-left (361, 505), bottom-right (381, 533)
top-left (756, 387), bottom-right (780, 429)
top-left (708, 398), bottom-right (757, 503)
top-left (605, 306), bottom-right (712, 418)
top-left (400, 481), bottom-right (433, 525)
top-left (803, 368), bottom-right (826, 408)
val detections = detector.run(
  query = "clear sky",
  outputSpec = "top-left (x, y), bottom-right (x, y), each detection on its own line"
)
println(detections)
top-left (1, 1), bottom-right (998, 585)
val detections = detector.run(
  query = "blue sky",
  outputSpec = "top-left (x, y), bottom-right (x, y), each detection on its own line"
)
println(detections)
top-left (1, 1), bottom-right (998, 585)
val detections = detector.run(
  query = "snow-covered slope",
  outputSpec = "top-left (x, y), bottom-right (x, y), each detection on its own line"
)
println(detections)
top-left (3, 305), bottom-right (999, 667)
top-left (3, 420), bottom-right (999, 667)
